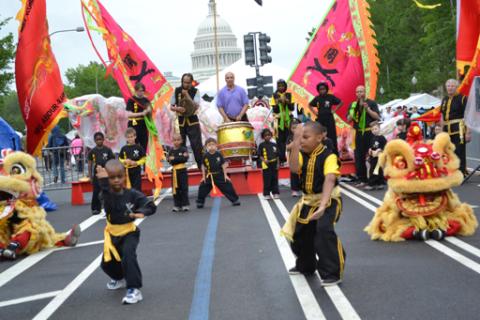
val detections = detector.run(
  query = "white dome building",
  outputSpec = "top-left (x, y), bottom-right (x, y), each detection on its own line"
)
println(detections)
top-left (191, 0), bottom-right (242, 84)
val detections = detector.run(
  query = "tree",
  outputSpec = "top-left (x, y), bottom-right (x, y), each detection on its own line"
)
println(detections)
top-left (64, 61), bottom-right (122, 98)
top-left (0, 91), bottom-right (24, 131)
top-left (0, 17), bottom-right (15, 96)
top-left (370, 1), bottom-right (455, 103)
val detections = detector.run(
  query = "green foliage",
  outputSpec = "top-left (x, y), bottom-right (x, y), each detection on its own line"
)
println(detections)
top-left (0, 91), bottom-right (24, 131)
top-left (0, 17), bottom-right (15, 96)
top-left (64, 61), bottom-right (121, 98)
top-left (370, 0), bottom-right (456, 103)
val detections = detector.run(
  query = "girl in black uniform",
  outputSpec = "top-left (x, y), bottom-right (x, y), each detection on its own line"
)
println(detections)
top-left (167, 133), bottom-right (190, 212)
top-left (308, 82), bottom-right (343, 155)
top-left (126, 82), bottom-right (152, 151)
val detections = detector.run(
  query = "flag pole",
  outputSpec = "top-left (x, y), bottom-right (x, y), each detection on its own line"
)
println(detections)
top-left (212, 0), bottom-right (220, 93)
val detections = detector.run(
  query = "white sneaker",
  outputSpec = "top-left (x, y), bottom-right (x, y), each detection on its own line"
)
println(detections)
top-left (122, 288), bottom-right (143, 304)
top-left (272, 194), bottom-right (280, 199)
top-left (106, 279), bottom-right (126, 290)
top-left (291, 191), bottom-right (301, 197)
top-left (264, 195), bottom-right (272, 200)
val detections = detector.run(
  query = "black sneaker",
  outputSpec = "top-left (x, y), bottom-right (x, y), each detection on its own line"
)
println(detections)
top-left (92, 210), bottom-right (100, 215)
top-left (321, 278), bottom-right (342, 287)
top-left (232, 201), bottom-right (241, 206)
top-left (288, 267), bottom-right (301, 275)
top-left (429, 229), bottom-right (445, 241)
top-left (196, 203), bottom-right (204, 209)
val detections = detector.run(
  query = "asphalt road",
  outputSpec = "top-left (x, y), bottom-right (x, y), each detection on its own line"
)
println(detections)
top-left (1, 163), bottom-right (480, 320)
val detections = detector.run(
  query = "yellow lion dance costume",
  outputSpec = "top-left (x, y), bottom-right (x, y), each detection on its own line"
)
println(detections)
top-left (364, 124), bottom-right (477, 241)
top-left (0, 150), bottom-right (80, 259)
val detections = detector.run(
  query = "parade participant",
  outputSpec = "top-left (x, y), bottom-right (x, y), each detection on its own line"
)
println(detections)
top-left (286, 118), bottom-right (302, 197)
top-left (169, 73), bottom-right (203, 169)
top-left (271, 79), bottom-right (295, 163)
top-left (258, 128), bottom-right (280, 200)
top-left (119, 128), bottom-right (146, 193)
top-left (440, 79), bottom-right (471, 175)
top-left (365, 121), bottom-right (387, 191)
top-left (126, 82), bottom-right (151, 151)
top-left (167, 133), bottom-right (190, 212)
top-left (196, 138), bottom-right (241, 208)
top-left (96, 160), bottom-right (156, 304)
top-left (347, 85), bottom-right (381, 187)
top-left (395, 118), bottom-right (410, 141)
top-left (87, 132), bottom-right (115, 215)
top-left (308, 82), bottom-right (343, 155)
top-left (281, 121), bottom-right (345, 286)
top-left (217, 72), bottom-right (250, 122)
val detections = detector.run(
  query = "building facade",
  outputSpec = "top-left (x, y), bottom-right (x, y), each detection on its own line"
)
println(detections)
top-left (191, 0), bottom-right (242, 83)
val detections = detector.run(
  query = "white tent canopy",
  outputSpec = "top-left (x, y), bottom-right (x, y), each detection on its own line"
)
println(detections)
top-left (196, 60), bottom-right (290, 97)
top-left (379, 99), bottom-right (403, 111)
top-left (390, 93), bottom-right (441, 111)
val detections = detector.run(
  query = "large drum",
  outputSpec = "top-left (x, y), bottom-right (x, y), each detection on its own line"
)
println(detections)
top-left (217, 121), bottom-right (255, 160)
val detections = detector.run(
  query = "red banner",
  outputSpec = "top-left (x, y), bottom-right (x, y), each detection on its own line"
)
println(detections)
top-left (288, 0), bottom-right (378, 123)
top-left (15, 0), bottom-right (66, 155)
top-left (456, 0), bottom-right (480, 76)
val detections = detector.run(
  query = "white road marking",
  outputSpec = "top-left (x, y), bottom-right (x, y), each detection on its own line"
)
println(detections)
top-left (0, 291), bottom-right (61, 308)
top-left (272, 198), bottom-right (361, 320)
top-left (54, 240), bottom-right (104, 252)
top-left (258, 194), bottom-right (327, 320)
top-left (340, 185), bottom-right (480, 275)
top-left (444, 237), bottom-right (480, 259)
top-left (0, 214), bottom-right (103, 289)
top-left (467, 157), bottom-right (480, 162)
top-left (32, 189), bottom-right (171, 320)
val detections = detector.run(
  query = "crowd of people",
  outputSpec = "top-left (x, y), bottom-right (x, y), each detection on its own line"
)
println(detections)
top-left (37, 74), bottom-right (471, 304)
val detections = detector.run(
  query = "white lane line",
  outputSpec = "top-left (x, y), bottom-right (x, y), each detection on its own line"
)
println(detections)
top-left (341, 183), bottom-right (480, 259)
top-left (340, 186), bottom-right (480, 275)
top-left (0, 214), bottom-right (103, 289)
top-left (0, 291), bottom-right (62, 308)
top-left (467, 157), bottom-right (480, 162)
top-left (258, 195), bottom-right (327, 320)
top-left (273, 198), bottom-right (361, 320)
top-left (32, 190), bottom-right (171, 320)
top-left (54, 240), bottom-right (104, 252)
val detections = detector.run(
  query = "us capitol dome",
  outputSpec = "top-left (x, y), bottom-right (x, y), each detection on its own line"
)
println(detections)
top-left (191, 0), bottom-right (242, 83)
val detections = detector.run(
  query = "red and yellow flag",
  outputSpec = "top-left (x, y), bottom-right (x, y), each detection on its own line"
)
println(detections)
top-left (82, 0), bottom-right (172, 196)
top-left (15, 0), bottom-right (66, 155)
top-left (287, 0), bottom-right (379, 124)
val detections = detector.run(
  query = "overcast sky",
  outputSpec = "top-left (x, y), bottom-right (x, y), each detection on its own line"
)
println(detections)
top-left (2, 0), bottom-right (332, 81)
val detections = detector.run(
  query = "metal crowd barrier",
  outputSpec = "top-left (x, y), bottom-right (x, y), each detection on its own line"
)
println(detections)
top-left (37, 146), bottom-right (89, 191)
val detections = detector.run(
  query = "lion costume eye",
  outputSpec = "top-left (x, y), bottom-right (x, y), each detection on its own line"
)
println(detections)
top-left (11, 163), bottom-right (26, 175)
top-left (393, 155), bottom-right (407, 170)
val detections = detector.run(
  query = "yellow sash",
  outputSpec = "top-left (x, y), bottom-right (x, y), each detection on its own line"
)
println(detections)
top-left (172, 163), bottom-right (186, 195)
top-left (280, 187), bottom-right (340, 242)
top-left (444, 119), bottom-right (465, 143)
top-left (103, 222), bottom-right (137, 262)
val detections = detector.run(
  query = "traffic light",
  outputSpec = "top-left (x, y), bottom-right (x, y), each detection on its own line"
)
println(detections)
top-left (258, 33), bottom-right (272, 65)
top-left (244, 34), bottom-right (256, 67)
top-left (246, 75), bottom-right (273, 99)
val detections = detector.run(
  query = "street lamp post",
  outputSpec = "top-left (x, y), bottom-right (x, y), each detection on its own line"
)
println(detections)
top-left (49, 27), bottom-right (85, 37)
top-left (411, 75), bottom-right (418, 94)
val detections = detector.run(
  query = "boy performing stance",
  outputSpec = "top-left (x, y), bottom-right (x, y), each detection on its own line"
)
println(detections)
top-left (196, 138), bottom-right (241, 208)
top-left (258, 128), bottom-right (280, 199)
top-left (97, 160), bottom-right (156, 304)
top-left (119, 128), bottom-right (146, 192)
top-left (87, 132), bottom-right (115, 215)
top-left (281, 121), bottom-right (346, 286)
top-left (167, 133), bottom-right (190, 212)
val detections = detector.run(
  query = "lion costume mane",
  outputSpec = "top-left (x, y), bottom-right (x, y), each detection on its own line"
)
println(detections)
top-left (364, 125), bottom-right (478, 241)
top-left (0, 150), bottom-right (80, 259)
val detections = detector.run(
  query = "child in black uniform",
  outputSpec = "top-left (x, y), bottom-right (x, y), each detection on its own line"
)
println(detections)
top-left (168, 133), bottom-right (190, 212)
top-left (365, 121), bottom-right (387, 191)
top-left (287, 119), bottom-right (302, 197)
top-left (119, 128), bottom-right (146, 193)
top-left (126, 82), bottom-right (152, 151)
top-left (258, 128), bottom-right (280, 199)
top-left (196, 138), bottom-right (240, 208)
top-left (282, 121), bottom-right (346, 286)
top-left (87, 132), bottom-right (115, 215)
top-left (96, 160), bottom-right (156, 304)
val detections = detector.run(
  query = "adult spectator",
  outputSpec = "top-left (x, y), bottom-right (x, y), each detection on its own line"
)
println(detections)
top-left (47, 126), bottom-right (69, 183)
